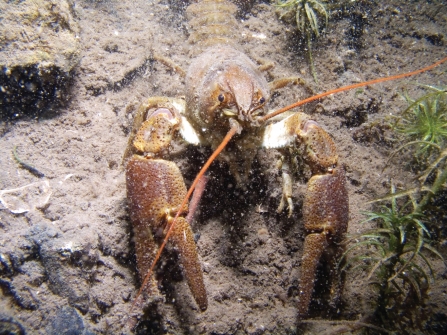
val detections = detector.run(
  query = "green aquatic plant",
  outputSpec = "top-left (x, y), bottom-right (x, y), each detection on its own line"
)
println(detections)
top-left (389, 85), bottom-right (447, 211)
top-left (342, 183), bottom-right (445, 330)
top-left (342, 86), bottom-right (447, 331)
top-left (275, 0), bottom-right (329, 38)
top-left (344, 184), bottom-right (442, 296)
top-left (394, 85), bottom-right (447, 159)
top-left (275, 0), bottom-right (329, 83)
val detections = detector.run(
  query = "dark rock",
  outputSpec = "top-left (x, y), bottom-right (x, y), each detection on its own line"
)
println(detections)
top-left (23, 223), bottom-right (99, 314)
top-left (46, 307), bottom-right (84, 335)
top-left (25, 223), bottom-right (59, 245)
top-left (0, 253), bottom-right (14, 277)
top-left (39, 239), bottom-right (90, 313)
top-left (0, 65), bottom-right (74, 119)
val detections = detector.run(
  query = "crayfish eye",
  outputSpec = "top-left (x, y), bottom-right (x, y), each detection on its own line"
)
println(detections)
top-left (218, 94), bottom-right (225, 103)
top-left (259, 96), bottom-right (265, 104)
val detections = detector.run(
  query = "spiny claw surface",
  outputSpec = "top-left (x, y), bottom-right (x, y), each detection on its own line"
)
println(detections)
top-left (299, 167), bottom-right (348, 316)
top-left (304, 167), bottom-right (349, 236)
top-left (126, 155), bottom-right (207, 310)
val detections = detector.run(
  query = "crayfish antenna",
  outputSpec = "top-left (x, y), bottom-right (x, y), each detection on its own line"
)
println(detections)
top-left (262, 55), bottom-right (447, 122)
top-left (186, 174), bottom-right (209, 224)
top-left (126, 124), bottom-right (239, 322)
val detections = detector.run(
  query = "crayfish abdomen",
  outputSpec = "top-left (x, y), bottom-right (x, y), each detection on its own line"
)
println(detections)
top-left (186, 0), bottom-right (239, 52)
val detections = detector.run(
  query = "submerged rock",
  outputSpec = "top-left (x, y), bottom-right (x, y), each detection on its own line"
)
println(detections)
top-left (26, 224), bottom-right (99, 314)
top-left (0, 0), bottom-right (80, 119)
top-left (46, 307), bottom-right (85, 335)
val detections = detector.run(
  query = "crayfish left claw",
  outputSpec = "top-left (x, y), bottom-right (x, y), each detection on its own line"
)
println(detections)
top-left (263, 112), bottom-right (348, 317)
top-left (298, 118), bottom-right (349, 317)
top-left (299, 167), bottom-right (348, 317)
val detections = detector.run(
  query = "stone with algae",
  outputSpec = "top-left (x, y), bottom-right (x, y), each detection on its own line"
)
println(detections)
top-left (0, 0), bottom-right (81, 118)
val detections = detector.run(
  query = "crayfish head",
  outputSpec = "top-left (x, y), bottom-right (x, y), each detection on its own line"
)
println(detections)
top-left (186, 45), bottom-right (270, 135)
top-left (213, 64), bottom-right (270, 126)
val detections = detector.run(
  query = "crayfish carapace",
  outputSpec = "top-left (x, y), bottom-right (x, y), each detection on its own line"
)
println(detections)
top-left (124, 0), bottom-right (447, 320)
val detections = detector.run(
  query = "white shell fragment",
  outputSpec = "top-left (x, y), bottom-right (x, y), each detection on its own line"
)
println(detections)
top-left (0, 180), bottom-right (52, 214)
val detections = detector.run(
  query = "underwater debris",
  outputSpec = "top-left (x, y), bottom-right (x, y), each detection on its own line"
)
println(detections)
top-left (13, 146), bottom-right (45, 178)
top-left (0, 180), bottom-right (52, 214)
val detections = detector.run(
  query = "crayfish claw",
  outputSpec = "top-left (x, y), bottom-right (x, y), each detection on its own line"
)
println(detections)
top-left (169, 217), bottom-right (208, 311)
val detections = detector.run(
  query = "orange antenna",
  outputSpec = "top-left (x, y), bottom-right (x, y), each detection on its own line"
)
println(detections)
top-left (186, 174), bottom-right (209, 223)
top-left (128, 124), bottom-right (239, 315)
top-left (262, 55), bottom-right (447, 122)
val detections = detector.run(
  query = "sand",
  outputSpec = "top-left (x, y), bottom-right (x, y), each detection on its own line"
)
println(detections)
top-left (0, 0), bottom-right (446, 334)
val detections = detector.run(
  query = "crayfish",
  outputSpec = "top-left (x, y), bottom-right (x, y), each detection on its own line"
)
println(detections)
top-left (123, 0), bottom-right (447, 321)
